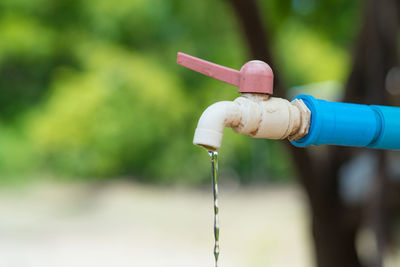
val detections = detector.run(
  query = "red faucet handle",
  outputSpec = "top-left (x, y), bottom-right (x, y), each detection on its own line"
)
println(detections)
top-left (177, 52), bottom-right (273, 95)
top-left (177, 52), bottom-right (240, 87)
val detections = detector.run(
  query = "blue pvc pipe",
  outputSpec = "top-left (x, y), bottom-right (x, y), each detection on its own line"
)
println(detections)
top-left (290, 95), bottom-right (400, 150)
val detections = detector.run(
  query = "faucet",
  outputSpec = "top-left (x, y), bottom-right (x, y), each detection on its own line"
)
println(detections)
top-left (177, 52), bottom-right (400, 151)
top-left (177, 52), bottom-right (311, 151)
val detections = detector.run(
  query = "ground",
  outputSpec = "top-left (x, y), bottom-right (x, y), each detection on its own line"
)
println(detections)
top-left (0, 180), bottom-right (376, 267)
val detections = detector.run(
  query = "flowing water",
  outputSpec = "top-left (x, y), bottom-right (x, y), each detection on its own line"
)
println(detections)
top-left (208, 151), bottom-right (220, 267)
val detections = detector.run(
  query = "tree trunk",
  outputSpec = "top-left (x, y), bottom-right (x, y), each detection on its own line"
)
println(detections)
top-left (227, 0), bottom-right (399, 266)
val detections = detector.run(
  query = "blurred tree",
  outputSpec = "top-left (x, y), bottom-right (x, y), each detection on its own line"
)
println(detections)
top-left (0, 0), bottom-right (245, 182)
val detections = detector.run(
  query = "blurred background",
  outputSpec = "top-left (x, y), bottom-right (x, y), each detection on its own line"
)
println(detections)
top-left (0, 0), bottom-right (399, 266)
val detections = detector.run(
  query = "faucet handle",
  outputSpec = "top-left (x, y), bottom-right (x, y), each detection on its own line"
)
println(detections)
top-left (177, 52), bottom-right (240, 87)
top-left (177, 52), bottom-right (273, 95)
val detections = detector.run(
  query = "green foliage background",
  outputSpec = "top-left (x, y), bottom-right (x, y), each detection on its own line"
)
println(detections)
top-left (0, 0), bottom-right (360, 184)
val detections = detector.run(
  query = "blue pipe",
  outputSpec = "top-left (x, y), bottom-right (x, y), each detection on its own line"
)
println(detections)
top-left (290, 95), bottom-right (400, 150)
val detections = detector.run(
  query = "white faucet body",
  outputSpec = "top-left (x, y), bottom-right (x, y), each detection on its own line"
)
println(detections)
top-left (193, 94), bottom-right (311, 151)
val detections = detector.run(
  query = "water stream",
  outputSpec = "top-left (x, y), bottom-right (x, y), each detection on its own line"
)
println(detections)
top-left (208, 151), bottom-right (220, 267)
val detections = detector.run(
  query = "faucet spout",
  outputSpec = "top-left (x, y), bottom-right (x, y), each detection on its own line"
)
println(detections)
top-left (193, 101), bottom-right (241, 151)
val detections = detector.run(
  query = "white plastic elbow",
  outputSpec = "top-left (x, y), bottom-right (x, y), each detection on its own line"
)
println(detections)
top-left (193, 94), bottom-right (311, 151)
top-left (193, 101), bottom-right (241, 151)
